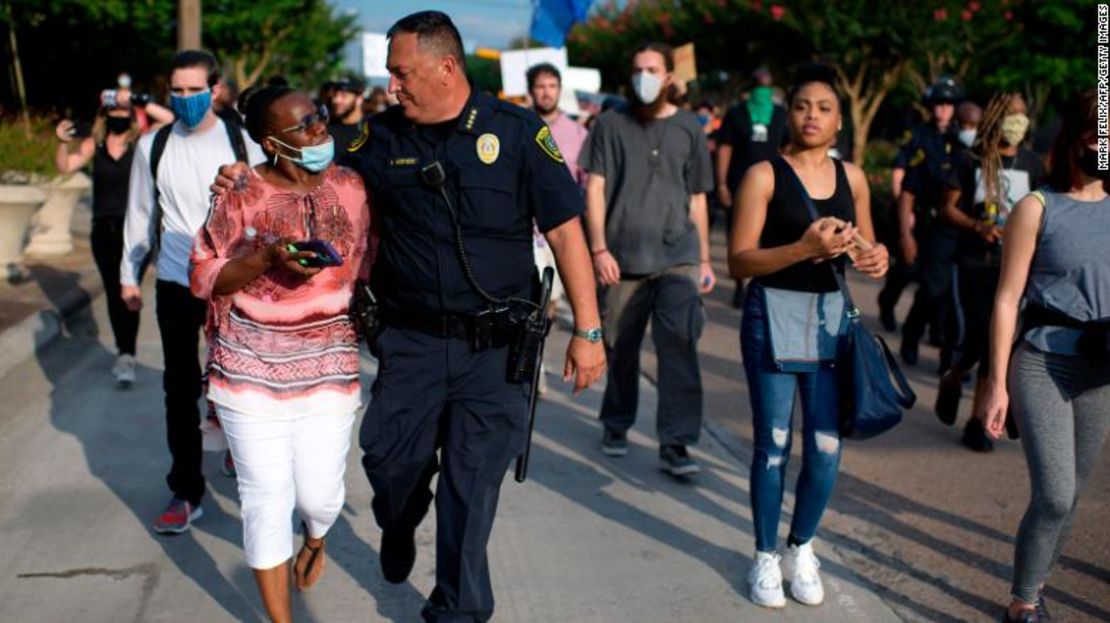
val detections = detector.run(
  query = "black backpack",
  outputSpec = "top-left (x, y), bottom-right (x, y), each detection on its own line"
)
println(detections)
top-left (145, 113), bottom-right (249, 260)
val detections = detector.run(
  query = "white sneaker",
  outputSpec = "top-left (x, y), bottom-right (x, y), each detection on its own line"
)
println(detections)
top-left (787, 541), bottom-right (825, 605)
top-left (112, 354), bottom-right (136, 387)
top-left (748, 551), bottom-right (786, 608)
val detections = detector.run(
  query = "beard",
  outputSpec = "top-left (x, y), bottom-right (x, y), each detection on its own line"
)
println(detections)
top-left (332, 101), bottom-right (356, 121)
top-left (533, 99), bottom-right (558, 116)
top-left (632, 84), bottom-right (673, 123)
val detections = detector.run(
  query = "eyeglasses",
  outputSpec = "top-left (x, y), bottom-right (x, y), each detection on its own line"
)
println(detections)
top-left (280, 104), bottom-right (329, 134)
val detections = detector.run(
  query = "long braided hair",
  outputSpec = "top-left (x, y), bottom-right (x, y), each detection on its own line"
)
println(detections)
top-left (973, 92), bottom-right (1021, 211)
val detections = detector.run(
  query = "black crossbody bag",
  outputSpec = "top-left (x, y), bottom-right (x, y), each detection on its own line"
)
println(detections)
top-left (779, 158), bottom-right (916, 439)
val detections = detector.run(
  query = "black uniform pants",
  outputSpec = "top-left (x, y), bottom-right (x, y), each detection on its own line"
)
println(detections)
top-left (902, 225), bottom-right (957, 346)
top-left (360, 327), bottom-right (529, 623)
top-left (155, 280), bottom-right (208, 507)
top-left (599, 265), bottom-right (705, 446)
top-left (90, 217), bottom-right (140, 355)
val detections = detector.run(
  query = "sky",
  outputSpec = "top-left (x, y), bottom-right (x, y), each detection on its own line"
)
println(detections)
top-left (332, 0), bottom-right (537, 53)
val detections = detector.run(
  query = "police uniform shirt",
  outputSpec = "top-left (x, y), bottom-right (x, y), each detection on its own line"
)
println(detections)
top-left (341, 91), bottom-right (584, 315)
top-left (894, 122), bottom-right (958, 208)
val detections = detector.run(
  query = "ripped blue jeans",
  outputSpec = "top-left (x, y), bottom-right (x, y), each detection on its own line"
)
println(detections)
top-left (741, 282), bottom-right (843, 553)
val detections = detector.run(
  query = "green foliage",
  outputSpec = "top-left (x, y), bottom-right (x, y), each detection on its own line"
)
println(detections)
top-left (0, 118), bottom-right (58, 177)
top-left (205, 0), bottom-right (358, 89)
top-left (568, 0), bottom-right (1089, 161)
top-left (466, 56), bottom-right (503, 95)
top-left (0, 0), bottom-right (357, 114)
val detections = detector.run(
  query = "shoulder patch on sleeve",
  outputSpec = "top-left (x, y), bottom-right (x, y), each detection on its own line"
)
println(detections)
top-left (348, 121), bottom-right (371, 153)
top-left (535, 126), bottom-right (564, 163)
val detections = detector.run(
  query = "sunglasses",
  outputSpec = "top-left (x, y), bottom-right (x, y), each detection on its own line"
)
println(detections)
top-left (280, 104), bottom-right (329, 134)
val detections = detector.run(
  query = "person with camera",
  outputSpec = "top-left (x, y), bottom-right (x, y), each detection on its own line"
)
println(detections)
top-left (121, 50), bottom-right (265, 535)
top-left (189, 84), bottom-right (372, 623)
top-left (54, 86), bottom-right (173, 387)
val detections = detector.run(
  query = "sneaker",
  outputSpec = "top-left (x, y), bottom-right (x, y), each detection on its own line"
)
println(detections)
top-left (537, 363), bottom-right (549, 397)
top-left (1035, 594), bottom-right (1050, 621)
top-left (748, 551), bottom-right (786, 608)
top-left (222, 450), bottom-right (236, 477)
top-left (961, 418), bottom-right (994, 452)
top-left (112, 354), bottom-right (136, 387)
top-left (787, 541), bottom-right (825, 605)
top-left (379, 523), bottom-right (417, 584)
top-left (601, 428), bottom-right (628, 457)
top-left (152, 498), bottom-right (203, 535)
top-left (1002, 607), bottom-right (1041, 622)
top-left (659, 444), bottom-right (701, 476)
top-left (936, 369), bottom-right (964, 425)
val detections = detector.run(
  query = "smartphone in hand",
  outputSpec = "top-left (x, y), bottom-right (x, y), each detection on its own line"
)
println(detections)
top-left (287, 240), bottom-right (343, 268)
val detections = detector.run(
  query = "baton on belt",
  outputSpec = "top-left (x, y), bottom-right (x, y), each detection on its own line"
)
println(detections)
top-left (514, 267), bottom-right (555, 483)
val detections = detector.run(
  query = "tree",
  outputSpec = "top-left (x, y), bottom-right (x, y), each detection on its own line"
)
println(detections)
top-left (204, 0), bottom-right (358, 90)
top-left (0, 0), bottom-right (358, 115)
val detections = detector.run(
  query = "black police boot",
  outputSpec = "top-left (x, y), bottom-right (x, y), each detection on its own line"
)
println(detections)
top-left (380, 523), bottom-right (418, 584)
top-left (879, 302), bottom-right (897, 333)
top-left (900, 337), bottom-right (919, 366)
top-left (961, 418), bottom-right (994, 453)
top-left (935, 369), bottom-right (963, 426)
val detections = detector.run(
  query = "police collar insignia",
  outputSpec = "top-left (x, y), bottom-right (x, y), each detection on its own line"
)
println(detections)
top-left (476, 133), bottom-right (500, 164)
top-left (348, 121), bottom-right (370, 152)
top-left (535, 126), bottom-right (564, 163)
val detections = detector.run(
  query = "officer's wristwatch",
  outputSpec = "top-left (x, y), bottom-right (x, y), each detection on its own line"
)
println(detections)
top-left (573, 327), bottom-right (603, 343)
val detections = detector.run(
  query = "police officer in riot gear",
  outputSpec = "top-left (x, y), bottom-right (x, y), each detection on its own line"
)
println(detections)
top-left (879, 76), bottom-right (963, 365)
top-left (344, 11), bottom-right (605, 622)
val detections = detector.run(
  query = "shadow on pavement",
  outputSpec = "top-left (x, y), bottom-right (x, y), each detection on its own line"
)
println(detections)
top-left (31, 265), bottom-right (262, 621)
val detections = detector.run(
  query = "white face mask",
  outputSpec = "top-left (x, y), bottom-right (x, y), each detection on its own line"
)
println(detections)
top-left (958, 128), bottom-right (977, 148)
top-left (631, 70), bottom-right (663, 105)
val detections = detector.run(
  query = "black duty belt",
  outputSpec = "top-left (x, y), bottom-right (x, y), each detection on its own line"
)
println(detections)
top-left (380, 307), bottom-right (471, 340)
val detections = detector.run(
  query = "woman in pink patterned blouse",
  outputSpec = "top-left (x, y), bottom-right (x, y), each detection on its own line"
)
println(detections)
top-left (189, 85), bottom-right (373, 621)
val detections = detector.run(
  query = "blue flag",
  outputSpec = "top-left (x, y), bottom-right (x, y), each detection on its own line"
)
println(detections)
top-left (530, 0), bottom-right (592, 48)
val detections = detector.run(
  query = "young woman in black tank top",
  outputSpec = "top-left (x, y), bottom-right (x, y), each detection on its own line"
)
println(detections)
top-left (55, 92), bottom-right (173, 387)
top-left (726, 67), bottom-right (889, 610)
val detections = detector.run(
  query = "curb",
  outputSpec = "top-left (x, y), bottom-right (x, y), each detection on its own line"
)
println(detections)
top-left (0, 266), bottom-right (104, 382)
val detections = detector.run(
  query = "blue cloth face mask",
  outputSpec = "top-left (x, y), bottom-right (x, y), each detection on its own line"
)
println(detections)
top-left (170, 90), bottom-right (212, 129)
top-left (269, 137), bottom-right (334, 173)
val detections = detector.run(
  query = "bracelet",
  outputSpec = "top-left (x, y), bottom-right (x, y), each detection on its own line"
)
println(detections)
top-left (591, 248), bottom-right (609, 257)
top-left (699, 259), bottom-right (711, 264)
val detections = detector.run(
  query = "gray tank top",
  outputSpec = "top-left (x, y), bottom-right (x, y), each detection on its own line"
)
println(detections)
top-left (1024, 189), bottom-right (1110, 354)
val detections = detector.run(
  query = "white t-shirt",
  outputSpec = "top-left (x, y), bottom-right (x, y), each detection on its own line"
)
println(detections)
top-left (121, 118), bottom-right (265, 288)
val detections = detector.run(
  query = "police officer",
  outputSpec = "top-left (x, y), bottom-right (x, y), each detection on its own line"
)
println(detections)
top-left (211, 12), bottom-right (604, 621)
top-left (346, 12), bottom-right (604, 622)
top-left (878, 77), bottom-right (962, 364)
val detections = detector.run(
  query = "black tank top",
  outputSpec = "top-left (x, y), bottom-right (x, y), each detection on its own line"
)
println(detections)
top-left (91, 141), bottom-right (135, 221)
top-left (755, 156), bottom-right (855, 293)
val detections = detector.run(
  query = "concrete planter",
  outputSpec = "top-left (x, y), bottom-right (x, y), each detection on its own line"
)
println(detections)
top-left (0, 184), bottom-right (47, 281)
top-left (24, 172), bottom-right (92, 257)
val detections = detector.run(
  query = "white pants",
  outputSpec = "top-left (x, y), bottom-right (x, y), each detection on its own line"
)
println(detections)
top-left (216, 406), bottom-right (355, 569)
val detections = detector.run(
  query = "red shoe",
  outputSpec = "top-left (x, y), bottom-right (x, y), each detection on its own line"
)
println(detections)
top-left (152, 498), bottom-right (203, 535)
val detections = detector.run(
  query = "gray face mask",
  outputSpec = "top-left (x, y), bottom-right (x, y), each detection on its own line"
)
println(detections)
top-left (631, 71), bottom-right (663, 104)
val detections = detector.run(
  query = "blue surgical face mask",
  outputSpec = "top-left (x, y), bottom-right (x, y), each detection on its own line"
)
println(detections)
top-left (269, 136), bottom-right (334, 173)
top-left (170, 90), bottom-right (212, 129)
